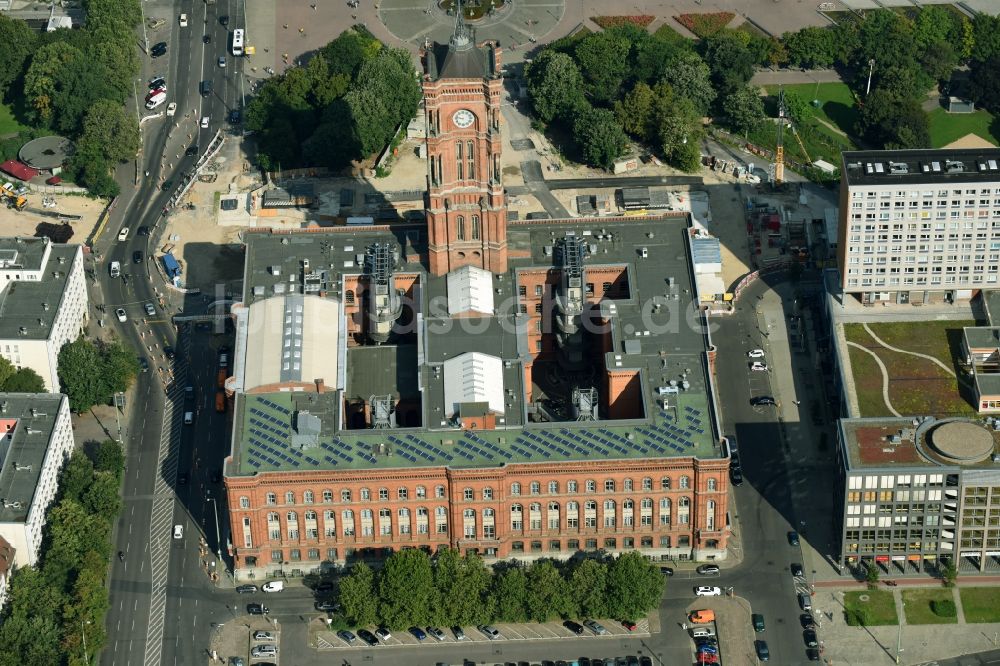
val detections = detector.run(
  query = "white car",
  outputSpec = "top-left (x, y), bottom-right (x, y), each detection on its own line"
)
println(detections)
top-left (200, 116), bottom-right (210, 129)
top-left (262, 580), bottom-right (284, 592)
top-left (166, 102), bottom-right (177, 117)
top-left (118, 227), bottom-right (130, 241)
top-left (115, 308), bottom-right (127, 323)
top-left (695, 586), bottom-right (722, 596)
top-left (750, 361), bottom-right (768, 372)
top-left (144, 302), bottom-right (156, 316)
top-left (252, 630), bottom-right (275, 641)
top-left (218, 56), bottom-right (226, 68)
top-left (179, 13), bottom-right (188, 27)
top-left (173, 524), bottom-right (183, 539)
top-left (747, 349), bottom-right (765, 359)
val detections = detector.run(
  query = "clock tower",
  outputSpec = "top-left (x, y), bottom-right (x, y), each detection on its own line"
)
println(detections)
top-left (421, 9), bottom-right (507, 276)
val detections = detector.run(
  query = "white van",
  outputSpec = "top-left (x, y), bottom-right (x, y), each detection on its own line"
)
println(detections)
top-left (109, 261), bottom-right (121, 278)
top-left (184, 411), bottom-right (194, 425)
top-left (691, 626), bottom-right (716, 638)
top-left (145, 92), bottom-right (167, 110)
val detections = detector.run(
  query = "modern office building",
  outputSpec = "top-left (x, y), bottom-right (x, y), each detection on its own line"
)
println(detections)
top-left (0, 393), bottom-right (75, 568)
top-left (0, 238), bottom-right (88, 391)
top-left (837, 148), bottom-right (1000, 304)
top-left (837, 416), bottom-right (1000, 574)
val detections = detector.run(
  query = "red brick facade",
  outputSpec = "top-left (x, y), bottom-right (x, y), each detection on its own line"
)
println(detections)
top-left (225, 457), bottom-right (729, 577)
top-left (421, 47), bottom-right (508, 276)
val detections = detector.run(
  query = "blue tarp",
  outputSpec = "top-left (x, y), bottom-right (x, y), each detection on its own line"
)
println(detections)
top-left (162, 252), bottom-right (181, 279)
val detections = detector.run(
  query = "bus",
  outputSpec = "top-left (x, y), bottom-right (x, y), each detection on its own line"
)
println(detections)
top-left (231, 28), bottom-right (244, 56)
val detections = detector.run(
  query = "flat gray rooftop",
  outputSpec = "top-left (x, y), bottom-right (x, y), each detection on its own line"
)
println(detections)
top-left (0, 393), bottom-right (65, 523)
top-left (0, 243), bottom-right (78, 340)
top-left (231, 214), bottom-right (720, 476)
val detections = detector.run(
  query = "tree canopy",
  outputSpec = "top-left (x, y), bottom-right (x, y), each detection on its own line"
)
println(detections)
top-left (0, 357), bottom-right (46, 393)
top-left (334, 549), bottom-right (663, 630)
top-left (57, 337), bottom-right (138, 413)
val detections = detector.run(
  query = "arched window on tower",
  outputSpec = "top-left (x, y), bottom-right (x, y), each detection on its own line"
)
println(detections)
top-left (456, 142), bottom-right (464, 180)
top-left (456, 215), bottom-right (466, 241)
top-left (467, 140), bottom-right (475, 180)
top-left (471, 215), bottom-right (481, 240)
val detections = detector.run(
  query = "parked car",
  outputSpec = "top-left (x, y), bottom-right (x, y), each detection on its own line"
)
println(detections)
top-left (621, 619), bottom-right (638, 631)
top-left (750, 395), bottom-right (776, 406)
top-left (696, 564), bottom-right (720, 575)
top-left (584, 620), bottom-right (608, 635)
top-left (151, 42), bottom-right (167, 57)
top-left (752, 613), bottom-right (765, 632)
top-left (357, 629), bottom-right (378, 646)
top-left (261, 581), bottom-right (284, 592)
top-left (806, 648), bottom-right (821, 661)
top-left (749, 361), bottom-right (769, 372)
top-left (695, 586), bottom-right (722, 596)
top-left (426, 626), bottom-right (446, 641)
top-left (747, 348), bottom-right (765, 359)
top-left (148, 76), bottom-right (166, 89)
top-left (314, 581), bottom-right (334, 594)
top-left (451, 626), bottom-right (467, 641)
top-left (730, 467), bottom-right (744, 486)
top-left (315, 600), bottom-right (339, 611)
top-left (250, 645), bottom-right (276, 658)
top-left (660, 566), bottom-right (674, 576)
top-left (564, 620), bottom-right (585, 636)
top-left (235, 584), bottom-right (257, 594)
top-left (755, 640), bottom-right (770, 661)
top-left (336, 630), bottom-right (356, 644)
top-left (375, 627), bottom-right (392, 641)
top-left (407, 626), bottom-right (427, 641)
top-left (803, 629), bottom-right (819, 647)
top-left (791, 563), bottom-right (804, 577)
top-left (800, 613), bottom-right (817, 630)
top-left (788, 531), bottom-right (800, 546)
top-left (477, 624), bottom-right (500, 640)
top-left (246, 603), bottom-right (269, 615)
top-left (252, 631), bottom-right (274, 642)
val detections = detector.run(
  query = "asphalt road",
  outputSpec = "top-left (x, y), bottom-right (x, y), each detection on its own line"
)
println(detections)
top-left (100, 1), bottom-right (246, 664)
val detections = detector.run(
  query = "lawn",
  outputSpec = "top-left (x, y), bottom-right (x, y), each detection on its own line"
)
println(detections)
top-left (844, 590), bottom-right (898, 626)
top-left (653, 23), bottom-right (689, 44)
top-left (959, 588), bottom-right (1000, 623)
top-left (901, 588), bottom-right (958, 624)
top-left (927, 107), bottom-right (999, 148)
top-left (764, 82), bottom-right (860, 138)
top-left (758, 82), bottom-right (860, 164)
top-left (0, 100), bottom-right (27, 137)
top-left (843, 321), bottom-right (976, 417)
top-left (846, 342), bottom-right (892, 417)
top-left (864, 320), bottom-right (974, 370)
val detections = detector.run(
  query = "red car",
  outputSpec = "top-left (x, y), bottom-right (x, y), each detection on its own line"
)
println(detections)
top-left (621, 620), bottom-right (637, 631)
top-left (698, 653), bottom-right (719, 665)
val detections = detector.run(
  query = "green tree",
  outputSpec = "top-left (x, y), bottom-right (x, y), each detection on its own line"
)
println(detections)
top-left (567, 558), bottom-right (608, 619)
top-left (703, 31), bottom-right (755, 102)
top-left (98, 338), bottom-right (140, 397)
top-left (604, 551), bottom-right (664, 620)
top-left (783, 27), bottom-right (837, 69)
top-left (632, 30), bottom-right (691, 84)
top-left (490, 566), bottom-right (528, 622)
top-left (3, 367), bottom-right (46, 393)
top-left (94, 439), bottom-right (125, 478)
top-left (865, 562), bottom-right (880, 589)
top-left (524, 560), bottom-right (571, 622)
top-left (60, 453), bottom-right (95, 504)
top-left (941, 559), bottom-right (958, 587)
top-left (661, 51), bottom-right (716, 115)
top-left (82, 472), bottom-right (122, 516)
top-left (855, 89), bottom-right (929, 149)
top-left (968, 56), bottom-right (1000, 115)
top-left (320, 29), bottom-right (382, 79)
top-left (42, 499), bottom-right (111, 591)
top-left (525, 51), bottom-right (586, 124)
top-left (913, 5), bottom-right (959, 50)
top-left (377, 548), bottom-right (434, 628)
top-left (82, 0), bottom-right (141, 32)
top-left (24, 41), bottom-right (83, 124)
top-left (574, 31), bottom-right (632, 103)
top-left (851, 9), bottom-right (915, 71)
top-left (339, 562), bottom-right (377, 626)
top-left (0, 15), bottom-right (37, 95)
top-left (572, 105), bottom-right (628, 170)
top-left (970, 14), bottom-right (1000, 62)
top-left (58, 337), bottom-right (104, 413)
top-left (0, 356), bottom-right (15, 388)
top-left (919, 41), bottom-right (958, 84)
top-left (723, 85), bottom-right (766, 135)
top-left (614, 82), bottom-right (656, 139)
top-left (78, 99), bottom-right (140, 164)
top-left (431, 549), bottom-right (493, 626)
top-left (782, 91), bottom-right (812, 127)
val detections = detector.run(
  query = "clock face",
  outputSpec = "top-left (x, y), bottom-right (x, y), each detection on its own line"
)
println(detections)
top-left (453, 109), bottom-right (475, 128)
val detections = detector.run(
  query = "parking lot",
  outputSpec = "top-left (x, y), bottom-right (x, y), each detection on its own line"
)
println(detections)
top-left (316, 618), bottom-right (651, 650)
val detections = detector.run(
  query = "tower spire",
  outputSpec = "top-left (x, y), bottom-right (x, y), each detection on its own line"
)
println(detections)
top-left (450, 0), bottom-right (472, 50)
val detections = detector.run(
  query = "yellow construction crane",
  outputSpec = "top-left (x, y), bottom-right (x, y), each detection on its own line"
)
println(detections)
top-left (774, 86), bottom-right (785, 186)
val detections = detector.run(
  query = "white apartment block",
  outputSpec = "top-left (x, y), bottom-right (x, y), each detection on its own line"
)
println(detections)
top-left (0, 393), bottom-right (74, 567)
top-left (838, 149), bottom-right (1000, 305)
top-left (0, 238), bottom-right (88, 391)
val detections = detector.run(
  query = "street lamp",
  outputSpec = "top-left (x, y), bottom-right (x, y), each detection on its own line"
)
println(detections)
top-left (866, 59), bottom-right (876, 97)
top-left (80, 619), bottom-right (92, 665)
top-left (206, 495), bottom-right (223, 570)
top-left (895, 601), bottom-right (905, 663)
